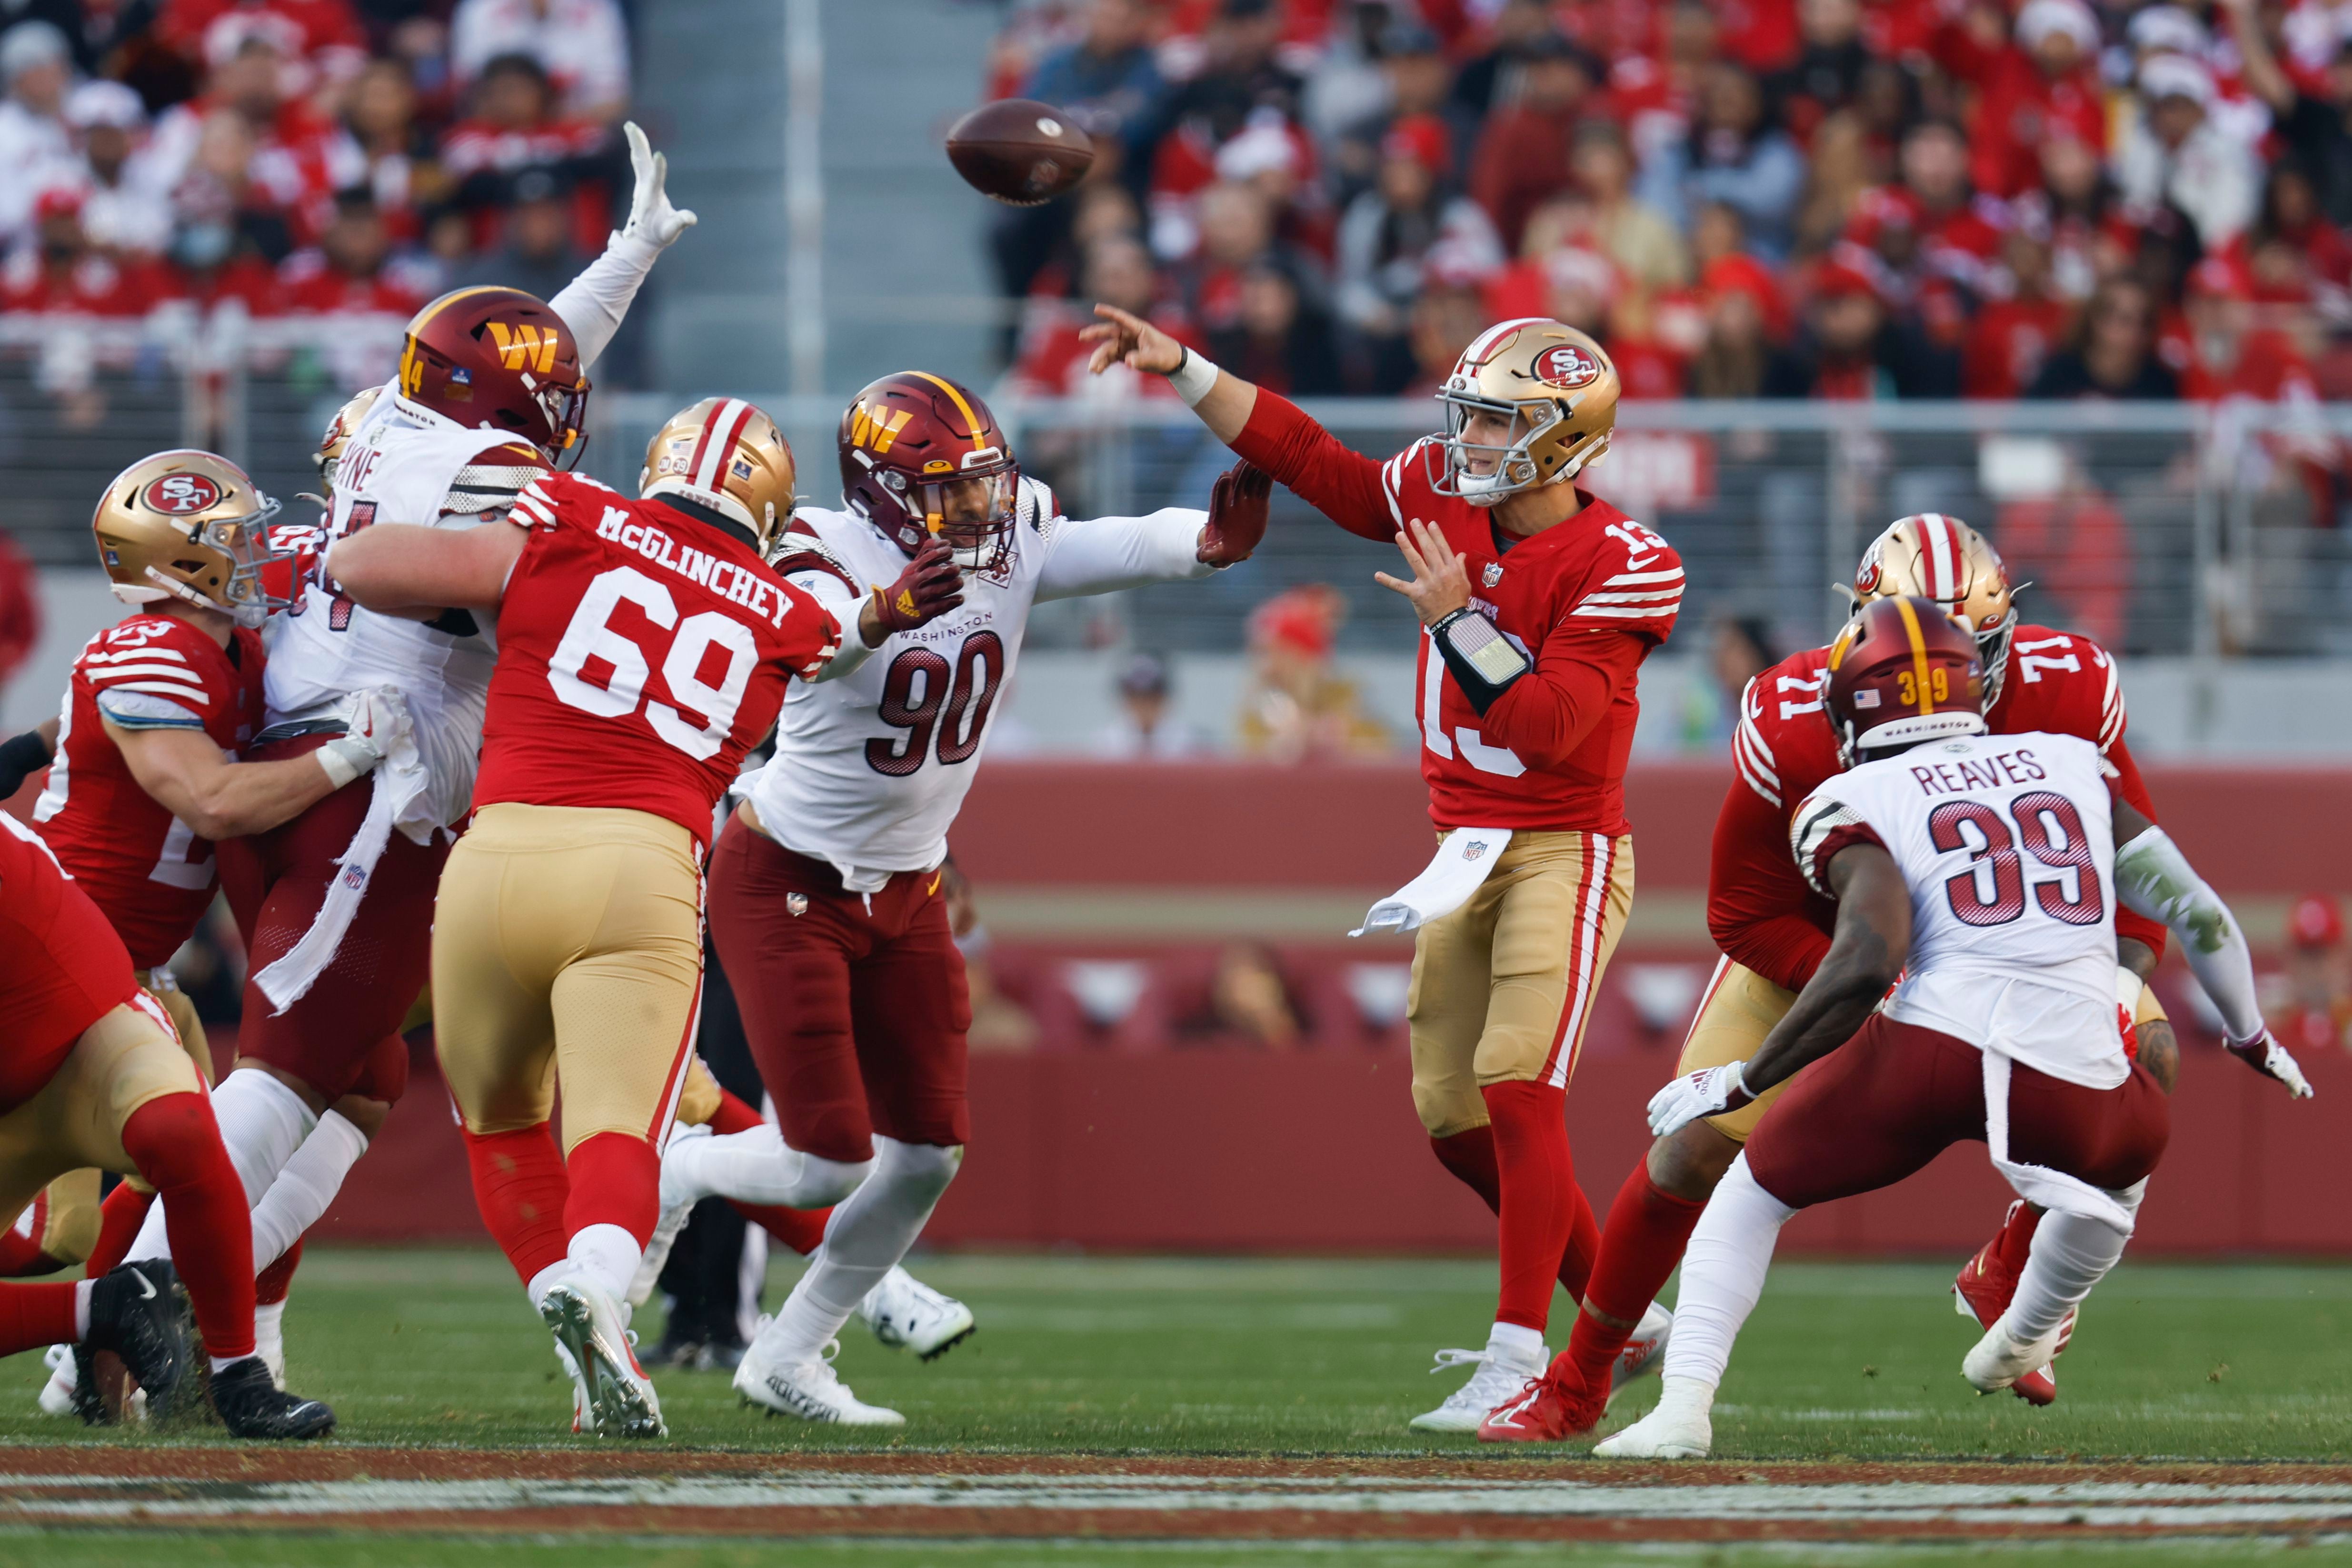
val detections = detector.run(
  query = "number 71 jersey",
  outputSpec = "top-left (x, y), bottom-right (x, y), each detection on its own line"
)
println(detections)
top-left (471, 472), bottom-right (843, 848)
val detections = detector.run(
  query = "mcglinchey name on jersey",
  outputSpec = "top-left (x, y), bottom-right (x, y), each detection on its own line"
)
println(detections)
top-left (592, 503), bottom-right (799, 629)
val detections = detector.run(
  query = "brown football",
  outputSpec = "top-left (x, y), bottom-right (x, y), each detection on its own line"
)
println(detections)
top-left (946, 99), bottom-right (1095, 207)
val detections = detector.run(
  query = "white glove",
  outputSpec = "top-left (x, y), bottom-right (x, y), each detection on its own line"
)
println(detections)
top-left (2224, 1025), bottom-right (2315, 1099)
top-left (621, 120), bottom-right (696, 249)
top-left (315, 687), bottom-right (411, 789)
top-left (1647, 1061), bottom-right (1756, 1139)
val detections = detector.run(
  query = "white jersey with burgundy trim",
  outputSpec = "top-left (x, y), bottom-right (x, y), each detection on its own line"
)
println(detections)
top-left (1790, 729), bottom-right (2127, 1089)
top-left (262, 387), bottom-right (550, 831)
top-left (738, 476), bottom-right (1208, 890)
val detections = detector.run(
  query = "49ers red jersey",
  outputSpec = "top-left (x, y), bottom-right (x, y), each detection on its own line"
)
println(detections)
top-left (0, 813), bottom-right (143, 1109)
top-left (32, 613), bottom-right (265, 969)
top-left (473, 473), bottom-right (843, 847)
top-left (1230, 390), bottom-right (1682, 833)
top-left (1712, 622), bottom-right (2162, 994)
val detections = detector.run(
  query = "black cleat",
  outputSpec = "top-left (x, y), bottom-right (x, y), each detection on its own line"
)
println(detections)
top-left (209, 1356), bottom-right (335, 1440)
top-left (77, 1260), bottom-right (188, 1425)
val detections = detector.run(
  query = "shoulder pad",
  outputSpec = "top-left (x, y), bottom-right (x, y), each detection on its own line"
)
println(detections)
top-left (772, 525), bottom-right (860, 594)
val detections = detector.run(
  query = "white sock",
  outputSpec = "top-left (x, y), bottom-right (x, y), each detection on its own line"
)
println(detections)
top-left (525, 1258), bottom-right (573, 1311)
top-left (567, 1222), bottom-right (642, 1303)
top-left (247, 1111), bottom-right (369, 1273)
top-left (2007, 1181), bottom-right (2144, 1340)
top-left (209, 1354), bottom-right (246, 1374)
top-left (253, 1300), bottom-right (287, 1367)
top-left (1487, 1321), bottom-right (1545, 1371)
top-left (669, 1123), bottom-right (871, 1209)
top-left (1662, 1154), bottom-right (1796, 1391)
top-left (125, 1070), bottom-right (316, 1264)
top-left (72, 1278), bottom-right (92, 1340)
top-left (757, 1136), bottom-right (960, 1368)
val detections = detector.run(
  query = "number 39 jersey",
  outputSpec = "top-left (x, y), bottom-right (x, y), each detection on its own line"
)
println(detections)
top-left (32, 613), bottom-right (265, 969)
top-left (1791, 730), bottom-right (2127, 1089)
top-left (471, 473), bottom-right (843, 848)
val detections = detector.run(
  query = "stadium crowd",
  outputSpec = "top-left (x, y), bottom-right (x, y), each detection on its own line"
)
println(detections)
top-left (0, 0), bottom-right (637, 391)
top-left (989, 0), bottom-right (2352, 408)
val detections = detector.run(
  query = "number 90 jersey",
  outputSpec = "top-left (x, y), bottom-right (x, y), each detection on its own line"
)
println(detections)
top-left (1791, 730), bottom-right (2128, 1089)
top-left (471, 473), bottom-right (843, 849)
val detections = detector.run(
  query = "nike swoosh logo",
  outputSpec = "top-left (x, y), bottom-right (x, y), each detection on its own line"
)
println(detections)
top-left (927, 872), bottom-right (942, 896)
top-left (131, 1270), bottom-right (156, 1301)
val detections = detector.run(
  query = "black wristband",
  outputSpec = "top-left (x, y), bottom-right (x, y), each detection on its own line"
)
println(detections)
top-left (1430, 607), bottom-right (1529, 717)
top-left (0, 728), bottom-right (53, 799)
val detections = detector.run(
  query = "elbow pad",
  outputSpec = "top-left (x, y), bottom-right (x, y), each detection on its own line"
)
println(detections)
top-left (1430, 608), bottom-right (1528, 716)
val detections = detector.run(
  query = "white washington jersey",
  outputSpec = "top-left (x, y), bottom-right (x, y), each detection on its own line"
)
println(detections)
top-left (262, 388), bottom-right (549, 830)
top-left (740, 475), bottom-right (1208, 889)
top-left (1790, 730), bottom-right (2127, 1089)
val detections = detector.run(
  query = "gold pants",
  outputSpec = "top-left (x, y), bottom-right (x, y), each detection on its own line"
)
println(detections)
top-left (1407, 830), bottom-right (1636, 1138)
top-left (1673, 957), bottom-right (2176, 1143)
top-left (434, 803), bottom-right (705, 1153)
top-left (0, 998), bottom-right (202, 1238)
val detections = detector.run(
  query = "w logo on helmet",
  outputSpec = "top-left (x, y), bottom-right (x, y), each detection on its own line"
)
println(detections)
top-left (485, 321), bottom-right (561, 373)
top-left (848, 399), bottom-right (914, 455)
top-left (142, 473), bottom-right (223, 514)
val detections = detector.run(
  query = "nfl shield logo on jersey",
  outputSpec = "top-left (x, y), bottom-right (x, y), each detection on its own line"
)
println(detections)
top-left (1482, 562), bottom-right (1503, 588)
top-left (787, 892), bottom-right (808, 917)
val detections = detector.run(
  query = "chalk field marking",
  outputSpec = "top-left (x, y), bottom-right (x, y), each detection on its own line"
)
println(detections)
top-left (9, 1474), bottom-right (2352, 1529)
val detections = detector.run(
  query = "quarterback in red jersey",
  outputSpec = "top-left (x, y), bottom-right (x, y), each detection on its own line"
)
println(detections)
top-left (1521, 513), bottom-right (2210, 1441)
top-left (330, 396), bottom-right (950, 1437)
top-left (1086, 306), bottom-right (1680, 1431)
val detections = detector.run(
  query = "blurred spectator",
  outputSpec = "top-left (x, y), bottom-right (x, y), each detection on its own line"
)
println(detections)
top-left (1450, 0), bottom-right (1554, 120)
top-left (2012, 133), bottom-right (2132, 304)
top-left (1963, 230), bottom-right (2071, 399)
top-left (1094, 651), bottom-right (1205, 758)
top-left (2027, 276), bottom-right (2179, 399)
top-left (63, 80), bottom-right (173, 257)
top-left (1468, 32), bottom-right (1598, 252)
top-left (1994, 463), bottom-right (2134, 646)
top-left (344, 55), bottom-right (439, 241)
top-left (2114, 56), bottom-right (2261, 252)
top-left (1014, 230), bottom-right (1195, 399)
top-left (1936, 0), bottom-right (2106, 200)
top-left (1236, 584), bottom-right (1389, 761)
top-left (1766, 0), bottom-right (1874, 144)
top-left (1684, 614), bottom-right (1777, 747)
top-left (1177, 179), bottom-right (1306, 338)
top-left (0, 20), bottom-right (74, 244)
top-left (440, 50), bottom-right (605, 196)
top-left (2265, 893), bottom-right (2351, 1055)
top-left (1485, 210), bottom-right (1620, 339)
top-left (149, 32), bottom-right (363, 256)
top-left (2227, 0), bottom-right (2352, 228)
top-left (1326, 20), bottom-right (1459, 201)
top-left (1177, 943), bottom-right (1305, 1049)
top-left (2, 187), bottom-right (164, 316)
top-left (1792, 110), bottom-right (1875, 258)
top-left (1335, 113), bottom-right (1498, 390)
top-left (1209, 256), bottom-right (1339, 394)
top-left (1688, 257), bottom-right (1778, 397)
top-left (454, 164), bottom-right (582, 302)
top-left (1403, 279), bottom-right (1489, 397)
top-left (158, 0), bottom-right (370, 103)
top-left (282, 187), bottom-right (426, 387)
top-left (2237, 165), bottom-right (2352, 313)
top-left (1571, 119), bottom-right (1686, 292)
top-left (1139, 0), bottom-right (1305, 244)
top-left (1638, 60), bottom-right (1806, 262)
top-left (1026, 0), bottom-right (1165, 163)
top-left (450, 0), bottom-right (629, 124)
top-left (1763, 260), bottom-right (1959, 397)
top-left (2177, 254), bottom-right (2320, 407)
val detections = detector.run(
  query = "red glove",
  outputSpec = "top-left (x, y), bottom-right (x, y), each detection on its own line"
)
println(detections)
top-left (869, 537), bottom-right (964, 637)
top-left (1197, 460), bottom-right (1272, 567)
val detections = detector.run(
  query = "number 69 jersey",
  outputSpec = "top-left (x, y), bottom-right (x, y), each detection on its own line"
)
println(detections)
top-left (1790, 730), bottom-right (2127, 1089)
top-left (470, 472), bottom-right (843, 847)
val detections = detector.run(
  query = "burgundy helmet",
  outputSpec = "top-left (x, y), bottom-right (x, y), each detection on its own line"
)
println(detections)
top-left (1824, 595), bottom-right (1987, 766)
top-left (396, 286), bottom-right (589, 461)
top-left (837, 370), bottom-right (1018, 575)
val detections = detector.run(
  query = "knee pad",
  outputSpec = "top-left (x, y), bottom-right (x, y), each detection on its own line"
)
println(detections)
top-left (873, 1136), bottom-right (961, 1201)
top-left (788, 1150), bottom-right (875, 1208)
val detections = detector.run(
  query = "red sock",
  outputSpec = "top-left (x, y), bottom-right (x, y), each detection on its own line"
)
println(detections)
top-left (84, 1183), bottom-right (153, 1278)
top-left (706, 1088), bottom-right (764, 1136)
top-left (727, 1199), bottom-right (832, 1256)
top-left (1434, 1124), bottom-right (1599, 1303)
top-left (120, 1092), bottom-right (255, 1361)
top-left (0, 1198), bottom-right (49, 1278)
top-left (0, 1281), bottom-right (79, 1355)
top-left (462, 1123), bottom-right (570, 1286)
top-left (256, 1238), bottom-right (302, 1307)
top-left (1562, 1162), bottom-right (1708, 1393)
top-left (564, 1131), bottom-right (657, 1247)
top-left (1482, 1079), bottom-right (1581, 1335)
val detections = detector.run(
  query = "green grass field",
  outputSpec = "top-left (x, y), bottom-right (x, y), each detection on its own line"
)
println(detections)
top-left (4, 1248), bottom-right (2351, 1567)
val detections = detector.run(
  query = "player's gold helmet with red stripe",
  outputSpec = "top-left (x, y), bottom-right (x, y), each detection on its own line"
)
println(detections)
top-left (1824, 595), bottom-right (1988, 766)
top-left (640, 397), bottom-right (797, 556)
top-left (1425, 318), bottom-right (1619, 505)
top-left (313, 385), bottom-right (381, 490)
top-left (396, 286), bottom-right (588, 461)
top-left (1853, 513), bottom-right (2019, 705)
top-left (837, 370), bottom-right (1018, 575)
top-left (93, 450), bottom-right (288, 629)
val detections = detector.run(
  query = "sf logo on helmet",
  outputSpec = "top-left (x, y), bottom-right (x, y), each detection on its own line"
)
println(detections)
top-left (142, 473), bottom-right (223, 514)
top-left (1534, 343), bottom-right (1602, 390)
top-left (485, 320), bottom-right (562, 373)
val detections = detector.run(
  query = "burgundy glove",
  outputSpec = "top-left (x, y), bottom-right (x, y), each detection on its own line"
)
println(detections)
top-left (1198, 460), bottom-right (1272, 567)
top-left (869, 537), bottom-right (964, 639)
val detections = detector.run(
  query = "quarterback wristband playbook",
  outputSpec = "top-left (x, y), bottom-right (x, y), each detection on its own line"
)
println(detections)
top-left (1166, 346), bottom-right (1220, 408)
top-left (1429, 607), bottom-right (1529, 715)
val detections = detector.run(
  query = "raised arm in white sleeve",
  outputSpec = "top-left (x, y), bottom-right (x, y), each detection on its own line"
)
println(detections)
top-left (1035, 509), bottom-right (1213, 602)
top-left (548, 123), bottom-right (696, 370)
top-left (2113, 826), bottom-right (2260, 1039)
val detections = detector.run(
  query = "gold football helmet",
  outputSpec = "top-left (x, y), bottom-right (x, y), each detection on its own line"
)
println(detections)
top-left (314, 385), bottom-right (381, 490)
top-left (1425, 318), bottom-right (1620, 504)
top-left (1851, 512), bottom-right (2020, 704)
top-left (93, 450), bottom-right (287, 629)
top-left (640, 396), bottom-right (797, 555)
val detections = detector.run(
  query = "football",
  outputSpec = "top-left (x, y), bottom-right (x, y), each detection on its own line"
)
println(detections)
top-left (945, 98), bottom-right (1095, 207)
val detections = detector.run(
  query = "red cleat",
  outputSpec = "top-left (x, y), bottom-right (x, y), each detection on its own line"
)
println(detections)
top-left (1476, 1371), bottom-right (1607, 1443)
top-left (1954, 1200), bottom-right (2072, 1406)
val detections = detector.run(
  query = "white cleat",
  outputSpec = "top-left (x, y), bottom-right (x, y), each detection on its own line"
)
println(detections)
top-left (858, 1266), bottom-right (975, 1360)
top-left (36, 1346), bottom-right (74, 1417)
top-left (539, 1275), bottom-right (665, 1438)
top-left (1407, 1331), bottom-right (1547, 1433)
top-left (734, 1336), bottom-right (905, 1426)
top-left (1594, 1374), bottom-right (1715, 1458)
top-left (1963, 1311), bottom-right (2066, 1395)
top-left (1608, 1303), bottom-right (1674, 1404)
top-left (629, 1124), bottom-right (710, 1311)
